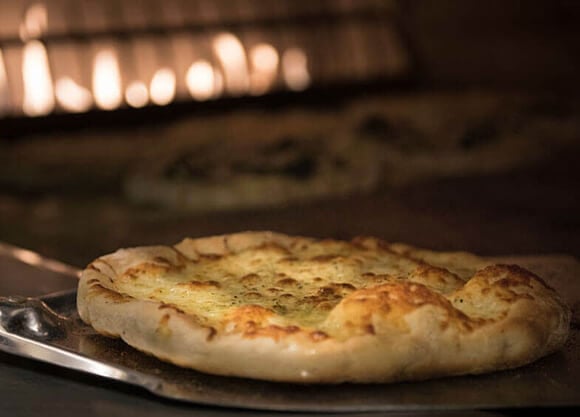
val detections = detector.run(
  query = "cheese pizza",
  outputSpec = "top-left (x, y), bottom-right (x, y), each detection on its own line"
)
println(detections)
top-left (77, 231), bottom-right (570, 383)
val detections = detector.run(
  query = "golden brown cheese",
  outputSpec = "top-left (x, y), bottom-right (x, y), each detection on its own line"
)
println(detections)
top-left (100, 235), bottom-right (492, 338)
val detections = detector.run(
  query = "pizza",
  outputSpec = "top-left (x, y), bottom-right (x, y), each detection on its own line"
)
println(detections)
top-left (123, 110), bottom-right (382, 211)
top-left (77, 231), bottom-right (570, 383)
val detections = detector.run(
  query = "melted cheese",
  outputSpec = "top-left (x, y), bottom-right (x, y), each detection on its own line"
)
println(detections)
top-left (113, 239), bottom-right (464, 332)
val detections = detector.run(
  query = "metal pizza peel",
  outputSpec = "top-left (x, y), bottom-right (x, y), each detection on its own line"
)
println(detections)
top-left (1, 243), bottom-right (579, 412)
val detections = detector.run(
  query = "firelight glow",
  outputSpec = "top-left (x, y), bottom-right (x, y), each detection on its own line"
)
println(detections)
top-left (55, 77), bottom-right (93, 113)
top-left (282, 47), bottom-right (310, 91)
top-left (249, 43), bottom-right (279, 95)
top-left (125, 81), bottom-right (149, 108)
top-left (0, 49), bottom-right (8, 113)
top-left (150, 67), bottom-right (176, 105)
top-left (19, 3), bottom-right (47, 40)
top-left (22, 40), bottom-right (55, 116)
top-left (92, 49), bottom-right (123, 110)
top-left (186, 60), bottom-right (216, 101)
top-left (212, 32), bottom-right (249, 95)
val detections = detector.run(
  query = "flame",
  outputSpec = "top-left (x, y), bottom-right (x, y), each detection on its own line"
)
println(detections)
top-left (19, 3), bottom-right (48, 41)
top-left (186, 60), bottom-right (216, 101)
top-left (22, 40), bottom-right (55, 116)
top-left (249, 43), bottom-right (279, 95)
top-left (150, 67), bottom-right (176, 106)
top-left (55, 77), bottom-right (92, 113)
top-left (0, 49), bottom-right (8, 113)
top-left (212, 32), bottom-right (249, 95)
top-left (92, 49), bottom-right (123, 110)
top-left (125, 81), bottom-right (149, 108)
top-left (282, 47), bottom-right (310, 91)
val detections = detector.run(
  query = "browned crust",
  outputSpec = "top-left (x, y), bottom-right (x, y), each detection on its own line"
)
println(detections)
top-left (77, 231), bottom-right (571, 383)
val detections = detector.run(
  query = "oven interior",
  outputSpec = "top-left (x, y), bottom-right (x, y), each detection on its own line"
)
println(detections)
top-left (0, 0), bottom-right (579, 267)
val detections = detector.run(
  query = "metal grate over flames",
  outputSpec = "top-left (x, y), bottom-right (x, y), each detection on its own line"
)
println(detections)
top-left (0, 0), bottom-right (408, 118)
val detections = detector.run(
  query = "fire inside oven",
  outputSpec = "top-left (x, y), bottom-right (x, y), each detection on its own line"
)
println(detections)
top-left (0, 0), bottom-right (408, 118)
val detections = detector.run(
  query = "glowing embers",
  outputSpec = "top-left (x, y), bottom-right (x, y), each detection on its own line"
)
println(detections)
top-left (22, 40), bottom-right (54, 116)
top-left (282, 48), bottom-right (310, 91)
